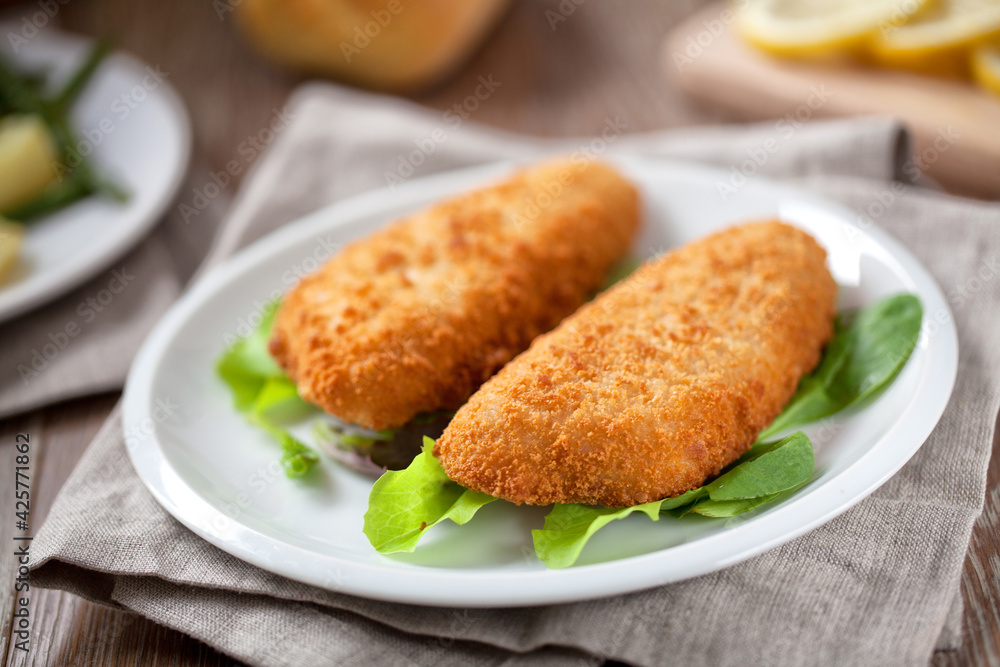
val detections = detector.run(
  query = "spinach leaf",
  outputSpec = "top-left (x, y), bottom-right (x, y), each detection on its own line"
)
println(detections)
top-left (705, 431), bottom-right (813, 500)
top-left (758, 293), bottom-right (922, 440)
top-left (599, 256), bottom-right (642, 291)
top-left (687, 479), bottom-right (811, 519)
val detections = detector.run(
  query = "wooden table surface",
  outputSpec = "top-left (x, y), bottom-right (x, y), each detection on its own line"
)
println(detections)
top-left (1, 1), bottom-right (998, 665)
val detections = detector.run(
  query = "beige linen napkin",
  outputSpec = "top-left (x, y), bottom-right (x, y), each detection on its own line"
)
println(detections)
top-left (28, 84), bottom-right (1000, 666)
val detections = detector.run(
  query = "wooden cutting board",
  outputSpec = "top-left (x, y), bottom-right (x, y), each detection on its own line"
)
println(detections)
top-left (663, 3), bottom-right (1000, 200)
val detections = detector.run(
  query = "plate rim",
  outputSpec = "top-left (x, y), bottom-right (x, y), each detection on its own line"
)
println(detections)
top-left (0, 26), bottom-right (192, 323)
top-left (122, 155), bottom-right (958, 607)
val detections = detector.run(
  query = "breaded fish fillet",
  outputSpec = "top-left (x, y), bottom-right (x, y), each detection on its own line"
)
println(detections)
top-left (435, 221), bottom-right (837, 508)
top-left (269, 159), bottom-right (640, 431)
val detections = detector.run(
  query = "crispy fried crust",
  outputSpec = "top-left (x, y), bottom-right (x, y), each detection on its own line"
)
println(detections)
top-left (269, 159), bottom-right (640, 430)
top-left (434, 221), bottom-right (838, 507)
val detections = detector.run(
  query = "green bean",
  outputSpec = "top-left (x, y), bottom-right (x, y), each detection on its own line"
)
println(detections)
top-left (3, 176), bottom-right (93, 221)
top-left (53, 40), bottom-right (110, 113)
top-left (0, 54), bottom-right (46, 115)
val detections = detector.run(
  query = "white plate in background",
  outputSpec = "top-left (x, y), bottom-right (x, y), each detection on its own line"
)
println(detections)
top-left (122, 157), bottom-right (957, 607)
top-left (0, 26), bottom-right (190, 323)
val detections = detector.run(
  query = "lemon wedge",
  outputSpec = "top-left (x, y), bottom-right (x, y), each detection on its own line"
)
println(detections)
top-left (870, 0), bottom-right (1000, 76)
top-left (0, 217), bottom-right (25, 285)
top-left (0, 114), bottom-right (60, 215)
top-left (737, 0), bottom-right (931, 59)
top-left (972, 41), bottom-right (1000, 95)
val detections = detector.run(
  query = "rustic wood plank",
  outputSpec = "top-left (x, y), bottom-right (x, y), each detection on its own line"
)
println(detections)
top-left (0, 412), bottom-right (41, 667)
top-left (3, 394), bottom-right (111, 667)
top-left (932, 413), bottom-right (1000, 667)
top-left (11, 588), bottom-right (240, 667)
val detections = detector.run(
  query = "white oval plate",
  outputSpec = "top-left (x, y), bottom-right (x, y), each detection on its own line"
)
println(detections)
top-left (0, 26), bottom-right (190, 323)
top-left (123, 157), bottom-right (957, 608)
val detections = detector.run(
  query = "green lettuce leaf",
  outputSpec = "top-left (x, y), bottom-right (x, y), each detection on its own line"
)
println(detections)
top-left (246, 411), bottom-right (319, 477)
top-left (532, 432), bottom-right (813, 568)
top-left (364, 437), bottom-right (496, 553)
top-left (216, 300), bottom-right (319, 477)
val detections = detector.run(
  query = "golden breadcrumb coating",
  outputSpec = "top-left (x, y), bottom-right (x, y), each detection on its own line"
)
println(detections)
top-left (435, 221), bottom-right (837, 508)
top-left (269, 159), bottom-right (640, 430)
